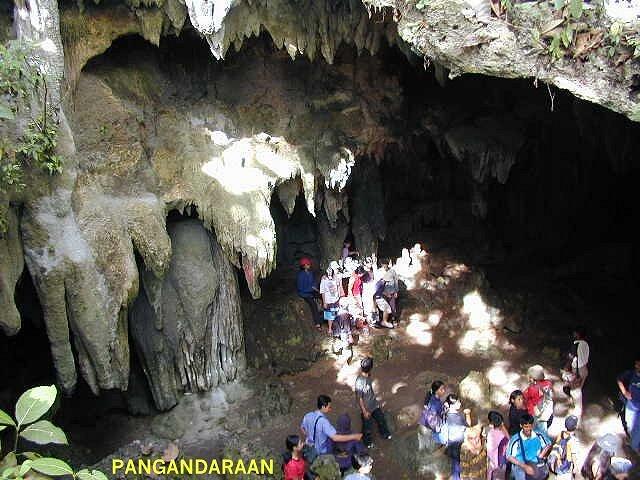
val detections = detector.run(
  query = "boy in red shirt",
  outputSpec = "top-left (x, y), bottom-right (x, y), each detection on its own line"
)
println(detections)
top-left (283, 435), bottom-right (312, 480)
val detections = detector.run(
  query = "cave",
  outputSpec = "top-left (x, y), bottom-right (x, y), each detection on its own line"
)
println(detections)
top-left (2, 0), bottom-right (640, 475)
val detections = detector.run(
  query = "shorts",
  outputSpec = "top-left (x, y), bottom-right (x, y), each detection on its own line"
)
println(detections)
top-left (375, 297), bottom-right (392, 314)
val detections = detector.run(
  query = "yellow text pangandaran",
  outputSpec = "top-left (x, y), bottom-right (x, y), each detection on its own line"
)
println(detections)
top-left (112, 458), bottom-right (275, 476)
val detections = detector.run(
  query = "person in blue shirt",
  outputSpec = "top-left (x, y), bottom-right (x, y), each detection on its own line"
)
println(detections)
top-left (617, 356), bottom-right (640, 452)
top-left (300, 395), bottom-right (363, 459)
top-left (506, 413), bottom-right (551, 480)
top-left (296, 257), bottom-right (321, 329)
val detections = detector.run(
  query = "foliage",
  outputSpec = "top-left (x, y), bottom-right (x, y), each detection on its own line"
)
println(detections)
top-left (415, 0), bottom-right (429, 11)
top-left (0, 385), bottom-right (107, 480)
top-left (0, 40), bottom-right (64, 233)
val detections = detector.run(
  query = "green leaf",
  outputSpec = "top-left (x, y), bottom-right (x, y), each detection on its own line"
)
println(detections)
top-left (30, 458), bottom-right (73, 477)
top-left (14, 385), bottom-right (57, 427)
top-left (553, 0), bottom-right (564, 10)
top-left (18, 461), bottom-right (32, 477)
top-left (19, 421), bottom-right (67, 445)
top-left (569, 0), bottom-right (583, 19)
top-left (76, 470), bottom-right (107, 480)
top-left (0, 409), bottom-right (15, 427)
top-left (1, 467), bottom-right (16, 479)
top-left (0, 453), bottom-right (17, 470)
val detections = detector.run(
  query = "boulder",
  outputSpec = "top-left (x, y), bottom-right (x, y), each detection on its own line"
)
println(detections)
top-left (393, 425), bottom-right (451, 479)
top-left (459, 370), bottom-right (493, 412)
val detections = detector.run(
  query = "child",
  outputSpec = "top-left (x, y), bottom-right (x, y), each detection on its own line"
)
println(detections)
top-left (460, 424), bottom-right (487, 480)
top-left (282, 434), bottom-right (311, 480)
top-left (332, 299), bottom-right (354, 360)
top-left (547, 415), bottom-right (578, 480)
top-left (486, 411), bottom-right (509, 480)
top-left (332, 413), bottom-right (367, 474)
top-left (344, 453), bottom-right (374, 480)
top-left (440, 394), bottom-right (473, 480)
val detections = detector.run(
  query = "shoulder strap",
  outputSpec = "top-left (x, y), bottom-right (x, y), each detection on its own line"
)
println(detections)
top-left (312, 414), bottom-right (323, 446)
top-left (518, 435), bottom-right (529, 463)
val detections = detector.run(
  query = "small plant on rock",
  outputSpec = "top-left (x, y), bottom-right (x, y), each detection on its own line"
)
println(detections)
top-left (0, 385), bottom-right (107, 480)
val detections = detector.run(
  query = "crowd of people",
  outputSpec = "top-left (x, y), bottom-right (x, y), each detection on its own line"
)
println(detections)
top-left (288, 242), bottom-right (638, 479)
top-left (417, 339), bottom-right (637, 480)
top-left (282, 357), bottom-right (390, 480)
top-left (296, 242), bottom-right (401, 357)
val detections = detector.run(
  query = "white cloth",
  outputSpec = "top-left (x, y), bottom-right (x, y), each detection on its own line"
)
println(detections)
top-left (571, 340), bottom-right (589, 369)
top-left (320, 276), bottom-right (341, 304)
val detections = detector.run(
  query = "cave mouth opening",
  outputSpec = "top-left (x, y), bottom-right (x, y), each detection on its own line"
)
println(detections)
top-left (85, 26), bottom-right (640, 362)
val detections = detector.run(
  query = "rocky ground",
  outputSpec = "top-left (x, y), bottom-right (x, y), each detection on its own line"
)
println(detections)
top-left (59, 237), bottom-right (636, 479)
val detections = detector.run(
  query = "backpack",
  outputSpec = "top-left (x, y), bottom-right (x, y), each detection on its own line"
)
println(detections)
top-left (547, 434), bottom-right (572, 475)
top-left (420, 403), bottom-right (443, 432)
top-left (535, 385), bottom-right (554, 422)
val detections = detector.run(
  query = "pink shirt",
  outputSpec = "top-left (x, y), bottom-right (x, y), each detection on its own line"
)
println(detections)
top-left (487, 427), bottom-right (508, 480)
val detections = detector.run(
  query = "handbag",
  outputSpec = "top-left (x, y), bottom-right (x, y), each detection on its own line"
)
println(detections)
top-left (518, 435), bottom-right (549, 480)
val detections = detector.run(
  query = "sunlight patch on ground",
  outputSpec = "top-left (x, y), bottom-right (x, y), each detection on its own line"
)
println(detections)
top-left (457, 291), bottom-right (500, 356)
top-left (486, 361), bottom-right (520, 404)
top-left (334, 354), bottom-right (362, 388)
top-left (406, 317), bottom-right (433, 347)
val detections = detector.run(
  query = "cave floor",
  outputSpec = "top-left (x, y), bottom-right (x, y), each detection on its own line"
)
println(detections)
top-left (62, 238), bottom-right (634, 479)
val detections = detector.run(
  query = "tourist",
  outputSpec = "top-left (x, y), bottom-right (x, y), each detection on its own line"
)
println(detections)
top-left (332, 413), bottom-right (367, 474)
top-left (562, 326), bottom-right (590, 419)
top-left (508, 390), bottom-right (528, 436)
top-left (361, 266), bottom-right (378, 327)
top-left (319, 263), bottom-right (343, 335)
top-left (616, 356), bottom-right (640, 452)
top-left (296, 257), bottom-right (321, 329)
top-left (282, 434), bottom-right (312, 480)
top-left (546, 415), bottom-right (578, 480)
top-left (580, 434), bottom-right (621, 480)
top-left (523, 365), bottom-right (554, 439)
top-left (373, 272), bottom-right (394, 329)
top-left (487, 411), bottom-right (509, 480)
top-left (440, 394), bottom-right (473, 480)
top-left (460, 424), bottom-right (487, 480)
top-left (342, 239), bottom-right (359, 260)
top-left (506, 413), bottom-right (551, 480)
top-left (355, 357), bottom-right (392, 448)
top-left (421, 380), bottom-right (447, 435)
top-left (343, 453), bottom-right (374, 480)
top-left (348, 265), bottom-right (365, 317)
top-left (332, 299), bottom-right (354, 360)
top-left (380, 259), bottom-right (399, 323)
top-left (300, 395), bottom-right (363, 463)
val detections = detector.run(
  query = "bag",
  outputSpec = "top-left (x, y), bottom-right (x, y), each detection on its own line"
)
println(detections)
top-left (547, 435), bottom-right (572, 474)
top-left (518, 435), bottom-right (549, 480)
top-left (420, 404), bottom-right (443, 433)
top-left (524, 462), bottom-right (550, 480)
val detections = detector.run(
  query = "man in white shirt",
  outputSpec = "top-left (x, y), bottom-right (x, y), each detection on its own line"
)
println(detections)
top-left (563, 326), bottom-right (589, 419)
